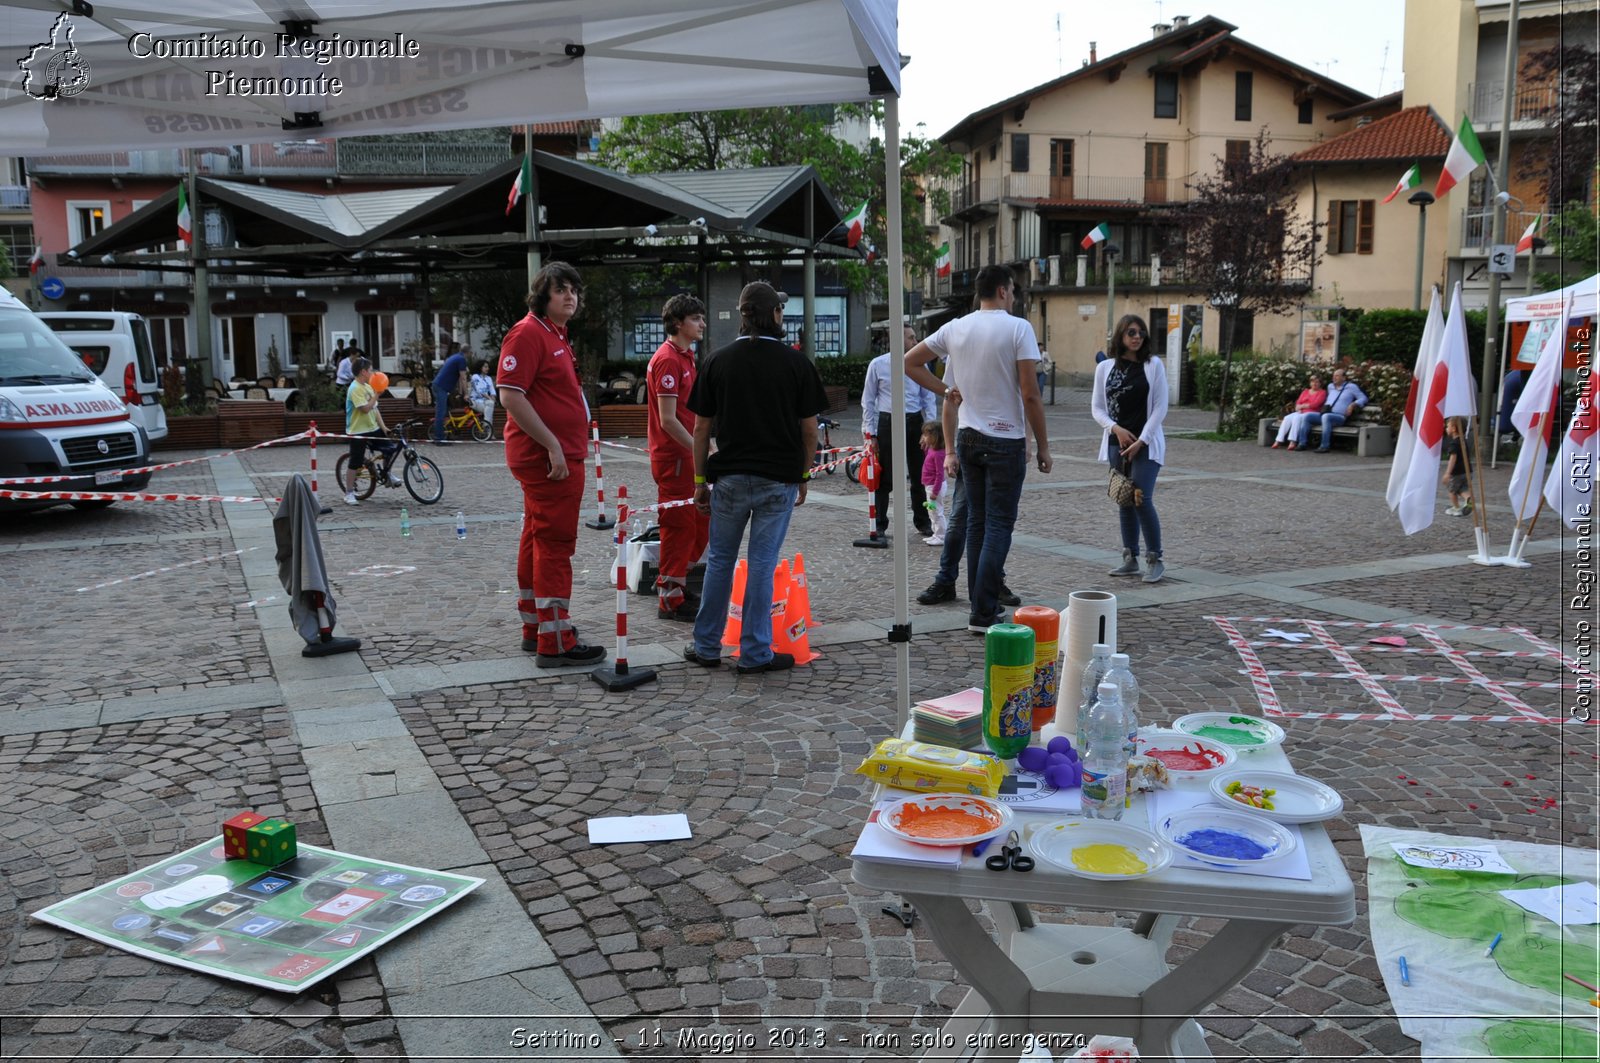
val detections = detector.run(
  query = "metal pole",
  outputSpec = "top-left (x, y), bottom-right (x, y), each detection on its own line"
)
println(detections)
top-left (523, 126), bottom-right (541, 282)
top-left (188, 155), bottom-right (214, 388)
top-left (1104, 249), bottom-right (1118, 347)
top-left (884, 92), bottom-right (912, 738)
top-left (1412, 199), bottom-right (1429, 311)
top-left (803, 191), bottom-right (816, 358)
top-left (1479, 0), bottom-right (1521, 446)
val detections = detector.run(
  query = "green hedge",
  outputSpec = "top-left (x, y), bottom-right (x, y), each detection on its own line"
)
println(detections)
top-left (1192, 354), bottom-right (1416, 435)
top-left (1344, 307), bottom-right (1489, 367)
top-left (812, 353), bottom-right (875, 394)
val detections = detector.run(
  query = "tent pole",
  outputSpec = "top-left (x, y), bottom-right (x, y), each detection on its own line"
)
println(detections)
top-left (885, 93), bottom-right (911, 736)
top-left (188, 157), bottom-right (214, 389)
top-left (524, 127), bottom-right (541, 282)
top-left (804, 191), bottom-right (817, 357)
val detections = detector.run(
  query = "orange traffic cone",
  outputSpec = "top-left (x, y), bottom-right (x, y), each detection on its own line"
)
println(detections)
top-left (721, 558), bottom-right (747, 651)
top-left (774, 555), bottom-right (820, 664)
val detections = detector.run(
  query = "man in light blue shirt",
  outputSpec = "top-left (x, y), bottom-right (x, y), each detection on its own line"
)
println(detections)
top-left (862, 329), bottom-right (939, 536)
top-left (1296, 368), bottom-right (1368, 451)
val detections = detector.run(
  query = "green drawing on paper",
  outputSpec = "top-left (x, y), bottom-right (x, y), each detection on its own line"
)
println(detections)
top-left (1482, 1018), bottom-right (1599, 1063)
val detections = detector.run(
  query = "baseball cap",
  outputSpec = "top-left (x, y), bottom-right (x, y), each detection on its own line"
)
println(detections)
top-left (738, 282), bottom-right (788, 315)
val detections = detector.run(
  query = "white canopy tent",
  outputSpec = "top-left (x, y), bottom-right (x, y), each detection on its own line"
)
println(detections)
top-left (1504, 273), bottom-right (1599, 322)
top-left (5, 0), bottom-right (921, 725)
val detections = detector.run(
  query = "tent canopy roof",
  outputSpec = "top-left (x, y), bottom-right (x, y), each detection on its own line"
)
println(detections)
top-left (1, 0), bottom-right (900, 152)
top-left (1504, 274), bottom-right (1599, 322)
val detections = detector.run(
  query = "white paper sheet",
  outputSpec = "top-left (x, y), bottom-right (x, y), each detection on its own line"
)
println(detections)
top-left (1499, 881), bottom-right (1600, 927)
top-left (586, 813), bottom-right (692, 845)
top-left (1391, 842), bottom-right (1519, 876)
top-left (1146, 787), bottom-right (1312, 881)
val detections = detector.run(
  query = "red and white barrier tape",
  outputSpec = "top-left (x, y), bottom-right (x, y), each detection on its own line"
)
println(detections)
top-left (0, 430), bottom-right (312, 486)
top-left (1243, 669), bottom-right (1573, 690)
top-left (1409, 623), bottom-right (1547, 720)
top-left (1210, 615), bottom-right (1285, 716)
top-left (0, 489), bottom-right (277, 504)
top-left (1301, 619), bottom-right (1411, 718)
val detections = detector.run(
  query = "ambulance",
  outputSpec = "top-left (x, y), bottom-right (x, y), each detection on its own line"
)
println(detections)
top-left (0, 287), bottom-right (153, 511)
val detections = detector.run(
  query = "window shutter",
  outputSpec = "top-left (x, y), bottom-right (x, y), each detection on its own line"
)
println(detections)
top-left (1011, 133), bottom-right (1030, 173)
top-left (1327, 201), bottom-right (1342, 255)
top-left (1357, 199), bottom-right (1375, 254)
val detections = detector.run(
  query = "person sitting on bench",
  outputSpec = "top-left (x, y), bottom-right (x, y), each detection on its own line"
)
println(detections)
top-left (1294, 368), bottom-right (1367, 452)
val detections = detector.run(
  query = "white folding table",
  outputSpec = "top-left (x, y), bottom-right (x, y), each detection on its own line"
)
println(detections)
top-left (851, 746), bottom-right (1355, 1062)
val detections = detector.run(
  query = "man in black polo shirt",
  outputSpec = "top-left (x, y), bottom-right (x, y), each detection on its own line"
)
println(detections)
top-left (683, 283), bottom-right (828, 673)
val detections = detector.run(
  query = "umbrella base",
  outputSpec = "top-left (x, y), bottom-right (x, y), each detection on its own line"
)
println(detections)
top-left (302, 636), bottom-right (362, 657)
top-left (590, 664), bottom-right (657, 691)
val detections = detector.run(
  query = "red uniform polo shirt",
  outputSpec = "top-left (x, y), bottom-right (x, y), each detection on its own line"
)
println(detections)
top-left (497, 313), bottom-right (590, 465)
top-left (646, 339), bottom-right (697, 463)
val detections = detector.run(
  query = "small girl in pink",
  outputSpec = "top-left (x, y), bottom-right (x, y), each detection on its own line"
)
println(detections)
top-left (1273, 373), bottom-right (1327, 450)
top-left (920, 421), bottom-right (949, 545)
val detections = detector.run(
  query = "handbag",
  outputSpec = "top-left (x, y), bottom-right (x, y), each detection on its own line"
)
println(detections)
top-left (1108, 459), bottom-right (1143, 508)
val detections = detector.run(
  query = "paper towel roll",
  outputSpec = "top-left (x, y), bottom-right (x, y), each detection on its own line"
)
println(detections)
top-left (1056, 590), bottom-right (1117, 743)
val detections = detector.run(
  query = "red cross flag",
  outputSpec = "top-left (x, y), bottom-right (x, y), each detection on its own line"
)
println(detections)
top-left (1393, 282), bottom-right (1477, 534)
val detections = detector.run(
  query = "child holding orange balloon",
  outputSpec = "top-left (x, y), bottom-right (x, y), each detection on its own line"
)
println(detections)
top-left (343, 357), bottom-right (401, 505)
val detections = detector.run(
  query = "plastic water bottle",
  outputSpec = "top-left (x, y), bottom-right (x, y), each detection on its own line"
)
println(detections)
top-left (1076, 643), bottom-right (1114, 753)
top-left (1105, 652), bottom-right (1140, 754)
top-left (455, 510), bottom-right (467, 540)
top-left (1081, 681), bottom-right (1129, 820)
top-left (400, 506), bottom-right (411, 538)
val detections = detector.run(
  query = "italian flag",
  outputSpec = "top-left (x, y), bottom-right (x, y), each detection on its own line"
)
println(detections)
top-left (1381, 164), bottom-right (1421, 204)
top-left (1080, 222), bottom-right (1110, 250)
top-left (1433, 115), bottom-right (1486, 198)
top-left (935, 241), bottom-right (952, 277)
top-left (841, 201), bottom-right (867, 248)
top-left (176, 183), bottom-right (191, 246)
top-left (1515, 214), bottom-right (1543, 253)
top-left (27, 247), bottom-right (43, 275)
top-left (506, 154), bottom-right (531, 216)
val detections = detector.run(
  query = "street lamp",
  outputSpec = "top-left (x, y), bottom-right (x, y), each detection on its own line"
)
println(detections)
top-left (1103, 242), bottom-right (1120, 348)
top-left (1407, 189), bottom-right (1435, 311)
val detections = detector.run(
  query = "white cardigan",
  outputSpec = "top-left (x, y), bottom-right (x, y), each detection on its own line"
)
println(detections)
top-left (1091, 355), bottom-right (1169, 465)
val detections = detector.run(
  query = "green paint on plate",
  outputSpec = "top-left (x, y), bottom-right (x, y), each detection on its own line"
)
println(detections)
top-left (1191, 724), bottom-right (1264, 746)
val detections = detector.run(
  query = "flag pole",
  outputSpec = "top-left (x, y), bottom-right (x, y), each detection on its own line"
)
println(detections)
top-left (1512, 495), bottom-right (1545, 564)
top-left (1461, 420), bottom-right (1499, 566)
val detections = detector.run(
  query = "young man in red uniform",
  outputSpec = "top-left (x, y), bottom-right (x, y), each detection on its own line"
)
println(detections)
top-left (496, 262), bottom-right (606, 667)
top-left (646, 294), bottom-right (711, 621)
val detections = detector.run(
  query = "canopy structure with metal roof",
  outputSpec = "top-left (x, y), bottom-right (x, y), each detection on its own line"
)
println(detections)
top-left (70, 152), bottom-right (860, 276)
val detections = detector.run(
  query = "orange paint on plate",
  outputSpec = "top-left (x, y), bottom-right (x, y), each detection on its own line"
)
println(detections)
top-left (895, 803), bottom-right (998, 839)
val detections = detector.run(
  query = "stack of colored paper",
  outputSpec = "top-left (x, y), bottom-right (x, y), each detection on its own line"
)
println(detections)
top-left (913, 687), bottom-right (984, 749)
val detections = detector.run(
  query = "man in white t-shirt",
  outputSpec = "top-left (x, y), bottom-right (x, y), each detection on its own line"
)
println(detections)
top-left (905, 265), bottom-right (1051, 632)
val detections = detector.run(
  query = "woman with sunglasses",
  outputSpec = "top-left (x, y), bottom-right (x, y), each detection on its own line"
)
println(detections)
top-left (1090, 313), bottom-right (1169, 583)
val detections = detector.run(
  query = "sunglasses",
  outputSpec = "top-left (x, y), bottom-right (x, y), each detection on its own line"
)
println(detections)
top-left (1124, 329), bottom-right (1146, 338)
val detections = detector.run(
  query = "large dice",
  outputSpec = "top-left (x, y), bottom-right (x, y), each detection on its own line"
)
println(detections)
top-left (221, 810), bottom-right (266, 860)
top-left (244, 818), bottom-right (298, 867)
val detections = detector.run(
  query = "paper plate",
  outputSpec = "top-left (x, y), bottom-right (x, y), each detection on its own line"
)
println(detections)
top-left (1028, 818), bottom-right (1173, 880)
top-left (1209, 770), bottom-right (1344, 825)
top-left (1155, 806), bottom-right (1298, 867)
top-left (1132, 730), bottom-right (1237, 781)
top-left (1171, 712), bottom-right (1286, 752)
top-left (877, 793), bottom-right (1011, 848)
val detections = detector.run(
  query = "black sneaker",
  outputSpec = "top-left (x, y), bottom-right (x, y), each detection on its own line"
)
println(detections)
top-left (736, 652), bottom-right (795, 674)
top-left (657, 600), bottom-right (698, 621)
top-left (998, 585), bottom-right (1022, 607)
top-left (967, 612), bottom-right (1007, 634)
top-left (534, 641), bottom-right (606, 667)
top-left (683, 644), bottom-right (721, 668)
top-left (914, 522), bottom-right (935, 537)
top-left (917, 582), bottom-right (957, 605)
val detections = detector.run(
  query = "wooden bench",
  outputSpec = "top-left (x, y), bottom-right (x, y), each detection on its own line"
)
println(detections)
top-left (216, 399), bottom-right (286, 446)
top-left (1259, 405), bottom-right (1392, 457)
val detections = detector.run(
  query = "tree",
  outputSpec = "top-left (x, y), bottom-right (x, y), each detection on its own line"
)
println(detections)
top-left (595, 104), bottom-right (957, 292)
top-left (1517, 43), bottom-right (1596, 211)
top-left (1533, 205), bottom-right (1598, 291)
top-left (1165, 133), bottom-right (1321, 430)
top-left (0, 241), bottom-right (13, 281)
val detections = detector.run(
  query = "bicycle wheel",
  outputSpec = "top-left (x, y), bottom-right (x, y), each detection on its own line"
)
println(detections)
top-left (844, 453), bottom-right (862, 484)
top-left (471, 415), bottom-right (493, 443)
top-left (404, 454), bottom-right (445, 505)
top-left (334, 453), bottom-right (377, 500)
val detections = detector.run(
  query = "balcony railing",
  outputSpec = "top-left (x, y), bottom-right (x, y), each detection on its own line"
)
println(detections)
top-left (27, 141), bottom-right (510, 180)
top-left (947, 178), bottom-right (1002, 216)
top-left (1460, 207), bottom-right (1546, 251)
top-left (0, 184), bottom-right (31, 209)
top-left (1003, 173), bottom-right (1191, 205)
top-left (1468, 80), bottom-right (1562, 124)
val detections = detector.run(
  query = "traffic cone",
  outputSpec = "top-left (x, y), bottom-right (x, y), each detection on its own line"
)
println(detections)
top-left (721, 558), bottom-right (747, 651)
top-left (774, 555), bottom-right (820, 664)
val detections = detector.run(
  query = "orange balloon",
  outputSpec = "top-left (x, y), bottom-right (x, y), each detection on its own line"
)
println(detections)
top-left (370, 371), bottom-right (389, 394)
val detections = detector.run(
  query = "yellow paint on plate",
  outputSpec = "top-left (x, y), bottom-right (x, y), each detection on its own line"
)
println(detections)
top-left (1070, 842), bottom-right (1148, 876)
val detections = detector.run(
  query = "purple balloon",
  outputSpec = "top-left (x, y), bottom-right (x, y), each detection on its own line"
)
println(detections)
top-left (1046, 761), bottom-right (1082, 789)
top-left (1047, 736), bottom-right (1076, 757)
top-left (1017, 746), bottom-right (1050, 773)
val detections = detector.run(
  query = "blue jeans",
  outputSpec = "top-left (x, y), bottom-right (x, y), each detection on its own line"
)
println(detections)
top-left (432, 384), bottom-right (452, 441)
top-left (1108, 451), bottom-right (1162, 557)
top-left (1293, 410), bottom-right (1346, 448)
top-left (692, 475), bottom-right (799, 665)
top-left (956, 429), bottom-right (1027, 622)
top-left (933, 470), bottom-right (1006, 591)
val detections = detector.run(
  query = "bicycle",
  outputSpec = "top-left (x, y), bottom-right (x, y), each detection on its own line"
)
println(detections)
top-left (812, 415), bottom-right (841, 477)
top-left (334, 422), bottom-right (446, 505)
top-left (441, 401), bottom-right (495, 442)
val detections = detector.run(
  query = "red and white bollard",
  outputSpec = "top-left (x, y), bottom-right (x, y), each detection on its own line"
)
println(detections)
top-left (307, 420), bottom-right (332, 513)
top-left (585, 419), bottom-right (615, 530)
top-left (591, 485), bottom-right (655, 691)
top-left (852, 438), bottom-right (888, 549)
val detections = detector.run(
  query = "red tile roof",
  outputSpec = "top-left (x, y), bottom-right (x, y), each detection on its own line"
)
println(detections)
top-left (1292, 106), bottom-right (1452, 164)
top-left (528, 120), bottom-right (600, 136)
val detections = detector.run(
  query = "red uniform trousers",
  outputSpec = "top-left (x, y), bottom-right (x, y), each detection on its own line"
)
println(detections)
top-left (512, 457), bottom-right (586, 654)
top-left (652, 454), bottom-right (709, 608)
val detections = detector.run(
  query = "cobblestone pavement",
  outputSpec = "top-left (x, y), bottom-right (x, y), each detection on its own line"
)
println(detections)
top-left (1, 392), bottom-right (1594, 1061)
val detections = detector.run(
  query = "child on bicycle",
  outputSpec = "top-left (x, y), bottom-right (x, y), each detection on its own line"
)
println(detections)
top-left (344, 357), bottom-right (401, 505)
